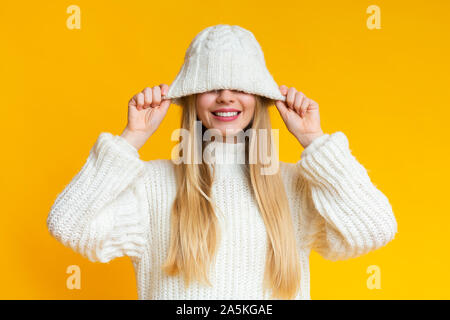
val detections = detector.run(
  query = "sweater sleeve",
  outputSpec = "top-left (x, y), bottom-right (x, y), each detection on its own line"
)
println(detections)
top-left (46, 132), bottom-right (149, 263)
top-left (298, 131), bottom-right (398, 261)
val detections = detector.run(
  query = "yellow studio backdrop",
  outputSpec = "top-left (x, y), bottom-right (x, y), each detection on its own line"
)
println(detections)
top-left (1, 0), bottom-right (449, 299)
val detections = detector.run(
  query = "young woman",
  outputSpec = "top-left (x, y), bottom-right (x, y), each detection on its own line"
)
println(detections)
top-left (47, 24), bottom-right (398, 300)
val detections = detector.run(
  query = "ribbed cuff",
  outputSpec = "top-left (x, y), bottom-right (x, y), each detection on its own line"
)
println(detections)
top-left (298, 131), bottom-right (355, 189)
top-left (92, 132), bottom-right (145, 197)
top-left (111, 133), bottom-right (140, 158)
top-left (300, 133), bottom-right (331, 159)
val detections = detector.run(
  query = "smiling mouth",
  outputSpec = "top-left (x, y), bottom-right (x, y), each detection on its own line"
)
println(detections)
top-left (211, 111), bottom-right (241, 117)
top-left (210, 110), bottom-right (242, 122)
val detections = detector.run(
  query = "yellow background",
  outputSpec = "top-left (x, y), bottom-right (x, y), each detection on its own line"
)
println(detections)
top-left (1, 0), bottom-right (449, 299)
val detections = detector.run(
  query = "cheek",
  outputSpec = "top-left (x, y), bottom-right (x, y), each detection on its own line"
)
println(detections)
top-left (242, 103), bottom-right (256, 119)
top-left (196, 99), bottom-right (208, 115)
top-left (242, 96), bottom-right (256, 113)
top-left (197, 94), bottom-right (216, 107)
top-left (195, 108), bottom-right (209, 124)
top-left (196, 97), bottom-right (214, 116)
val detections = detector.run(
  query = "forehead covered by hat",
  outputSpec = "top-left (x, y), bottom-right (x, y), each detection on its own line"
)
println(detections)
top-left (163, 24), bottom-right (286, 106)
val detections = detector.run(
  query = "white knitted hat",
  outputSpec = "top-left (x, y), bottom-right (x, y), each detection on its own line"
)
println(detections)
top-left (163, 24), bottom-right (286, 106)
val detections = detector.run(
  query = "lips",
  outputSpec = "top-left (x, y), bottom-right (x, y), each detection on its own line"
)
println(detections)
top-left (211, 108), bottom-right (242, 121)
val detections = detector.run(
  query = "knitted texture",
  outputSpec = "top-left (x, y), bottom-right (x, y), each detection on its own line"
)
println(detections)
top-left (46, 131), bottom-right (398, 300)
top-left (163, 24), bottom-right (287, 106)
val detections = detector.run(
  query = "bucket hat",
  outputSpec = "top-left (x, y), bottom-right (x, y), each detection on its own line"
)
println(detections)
top-left (163, 24), bottom-right (286, 106)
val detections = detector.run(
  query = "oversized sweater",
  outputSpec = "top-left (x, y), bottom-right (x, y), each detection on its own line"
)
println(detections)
top-left (46, 131), bottom-right (398, 300)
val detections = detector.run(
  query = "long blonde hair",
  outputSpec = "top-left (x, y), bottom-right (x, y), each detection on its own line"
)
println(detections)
top-left (162, 93), bottom-right (301, 299)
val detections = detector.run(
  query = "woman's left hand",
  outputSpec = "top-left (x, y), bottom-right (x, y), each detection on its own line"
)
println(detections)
top-left (275, 85), bottom-right (325, 148)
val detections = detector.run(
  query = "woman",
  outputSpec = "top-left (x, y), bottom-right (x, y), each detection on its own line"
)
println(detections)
top-left (46, 24), bottom-right (398, 300)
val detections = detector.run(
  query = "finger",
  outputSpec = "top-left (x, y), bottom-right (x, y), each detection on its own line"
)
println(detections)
top-left (300, 97), bottom-right (310, 117)
top-left (129, 93), bottom-right (139, 110)
top-left (309, 98), bottom-right (319, 109)
top-left (158, 97), bottom-right (171, 116)
top-left (293, 91), bottom-right (304, 116)
top-left (129, 96), bottom-right (137, 109)
top-left (143, 87), bottom-right (152, 109)
top-left (286, 87), bottom-right (297, 109)
top-left (152, 86), bottom-right (162, 107)
top-left (160, 83), bottom-right (169, 97)
top-left (279, 85), bottom-right (288, 96)
top-left (137, 92), bottom-right (145, 110)
top-left (274, 100), bottom-right (289, 119)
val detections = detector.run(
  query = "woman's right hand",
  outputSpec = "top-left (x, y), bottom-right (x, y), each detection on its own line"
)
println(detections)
top-left (121, 84), bottom-right (171, 150)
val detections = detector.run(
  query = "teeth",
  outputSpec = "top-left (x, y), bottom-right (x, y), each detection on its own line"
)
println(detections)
top-left (213, 111), bottom-right (239, 117)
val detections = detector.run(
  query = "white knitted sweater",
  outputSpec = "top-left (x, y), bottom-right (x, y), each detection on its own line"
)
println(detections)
top-left (46, 131), bottom-right (398, 300)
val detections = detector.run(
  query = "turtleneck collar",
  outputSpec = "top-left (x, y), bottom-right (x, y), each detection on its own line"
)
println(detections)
top-left (204, 140), bottom-right (247, 165)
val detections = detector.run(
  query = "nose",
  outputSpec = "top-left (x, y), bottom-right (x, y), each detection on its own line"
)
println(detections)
top-left (216, 89), bottom-right (236, 104)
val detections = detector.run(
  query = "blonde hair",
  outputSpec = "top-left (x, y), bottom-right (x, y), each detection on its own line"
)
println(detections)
top-left (162, 93), bottom-right (301, 299)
